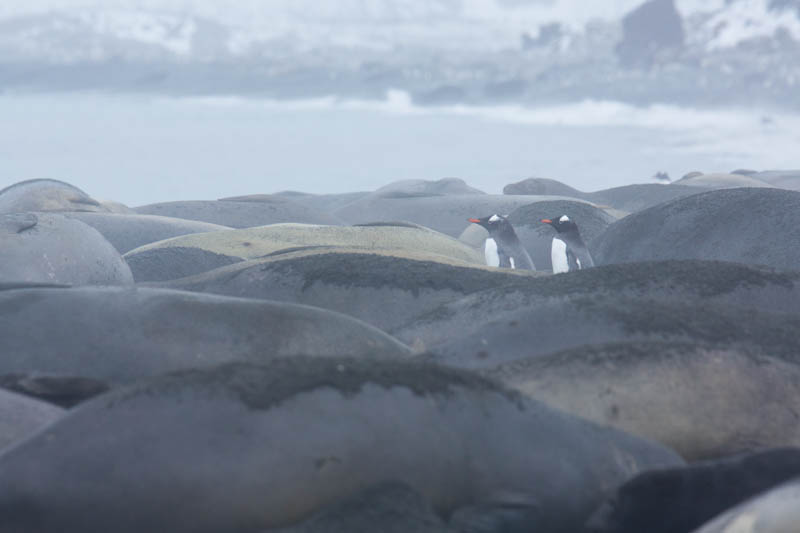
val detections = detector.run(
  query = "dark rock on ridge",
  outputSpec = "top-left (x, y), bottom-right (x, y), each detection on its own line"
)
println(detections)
top-left (616, 0), bottom-right (685, 68)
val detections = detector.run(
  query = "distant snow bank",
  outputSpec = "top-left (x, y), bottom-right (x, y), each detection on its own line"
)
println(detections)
top-left (188, 89), bottom-right (800, 133)
top-left (0, 0), bottom-right (797, 55)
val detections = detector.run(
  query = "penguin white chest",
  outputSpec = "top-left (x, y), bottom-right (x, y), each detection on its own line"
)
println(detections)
top-left (484, 238), bottom-right (500, 267)
top-left (551, 238), bottom-right (569, 273)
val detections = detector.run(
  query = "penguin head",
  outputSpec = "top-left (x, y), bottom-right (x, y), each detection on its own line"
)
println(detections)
top-left (541, 214), bottom-right (578, 234)
top-left (468, 214), bottom-right (512, 235)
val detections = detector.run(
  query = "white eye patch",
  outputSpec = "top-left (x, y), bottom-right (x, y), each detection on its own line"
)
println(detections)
top-left (489, 214), bottom-right (501, 223)
top-left (559, 215), bottom-right (570, 223)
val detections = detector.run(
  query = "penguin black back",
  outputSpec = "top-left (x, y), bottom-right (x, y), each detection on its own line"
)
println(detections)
top-left (541, 215), bottom-right (594, 273)
top-left (468, 214), bottom-right (535, 270)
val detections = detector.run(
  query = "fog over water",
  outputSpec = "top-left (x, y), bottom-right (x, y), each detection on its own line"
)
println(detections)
top-left (2, 91), bottom-right (798, 205)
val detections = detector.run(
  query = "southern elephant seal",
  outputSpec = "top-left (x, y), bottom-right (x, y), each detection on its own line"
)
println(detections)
top-left (265, 482), bottom-right (451, 533)
top-left (0, 357), bottom-right (682, 533)
top-left (135, 196), bottom-right (343, 228)
top-left (393, 261), bottom-right (800, 367)
top-left (0, 178), bottom-right (107, 214)
top-left (124, 223), bottom-right (484, 282)
top-left (484, 341), bottom-right (800, 460)
top-left (0, 388), bottom-right (63, 451)
top-left (63, 212), bottom-right (230, 254)
top-left (591, 188), bottom-right (800, 271)
top-left (0, 287), bottom-right (411, 402)
top-left (158, 247), bottom-right (538, 332)
top-left (0, 212), bottom-right (133, 285)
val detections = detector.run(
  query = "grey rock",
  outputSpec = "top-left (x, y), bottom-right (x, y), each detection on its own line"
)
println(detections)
top-left (616, 0), bottom-right (685, 68)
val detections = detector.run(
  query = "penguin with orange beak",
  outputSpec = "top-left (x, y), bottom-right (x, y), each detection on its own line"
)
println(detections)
top-left (541, 215), bottom-right (594, 273)
top-left (468, 214), bottom-right (535, 270)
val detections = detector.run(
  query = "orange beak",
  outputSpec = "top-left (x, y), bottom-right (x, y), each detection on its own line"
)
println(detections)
top-left (468, 218), bottom-right (481, 223)
top-left (541, 219), bottom-right (552, 224)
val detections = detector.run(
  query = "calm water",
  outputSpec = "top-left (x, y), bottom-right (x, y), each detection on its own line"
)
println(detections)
top-left (1, 92), bottom-right (797, 206)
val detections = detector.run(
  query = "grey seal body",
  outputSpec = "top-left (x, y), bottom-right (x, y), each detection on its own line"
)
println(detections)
top-left (0, 287), bottom-right (411, 396)
top-left (0, 358), bottom-right (681, 533)
top-left (0, 212), bottom-right (133, 285)
top-left (393, 260), bottom-right (800, 368)
top-left (591, 188), bottom-right (800, 271)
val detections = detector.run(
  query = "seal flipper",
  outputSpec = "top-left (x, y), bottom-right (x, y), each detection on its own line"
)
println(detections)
top-left (1, 213), bottom-right (38, 234)
top-left (0, 374), bottom-right (111, 408)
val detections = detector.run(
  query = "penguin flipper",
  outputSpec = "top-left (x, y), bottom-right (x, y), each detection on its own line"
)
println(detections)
top-left (566, 249), bottom-right (581, 271)
top-left (498, 249), bottom-right (512, 268)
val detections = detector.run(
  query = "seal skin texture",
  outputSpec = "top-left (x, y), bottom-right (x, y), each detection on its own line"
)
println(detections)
top-left (0, 358), bottom-right (682, 533)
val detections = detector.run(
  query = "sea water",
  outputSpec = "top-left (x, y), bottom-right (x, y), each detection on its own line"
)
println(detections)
top-left (1, 91), bottom-right (797, 206)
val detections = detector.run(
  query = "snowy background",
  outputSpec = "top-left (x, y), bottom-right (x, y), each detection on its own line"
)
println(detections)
top-left (1, 0), bottom-right (799, 203)
top-left (1, 0), bottom-right (799, 107)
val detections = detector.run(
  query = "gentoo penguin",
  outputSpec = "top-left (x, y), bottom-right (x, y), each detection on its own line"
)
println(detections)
top-left (541, 215), bottom-right (594, 273)
top-left (468, 214), bottom-right (535, 270)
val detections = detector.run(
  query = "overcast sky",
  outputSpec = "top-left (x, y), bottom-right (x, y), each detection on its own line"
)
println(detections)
top-left (0, 0), bottom-right (726, 28)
